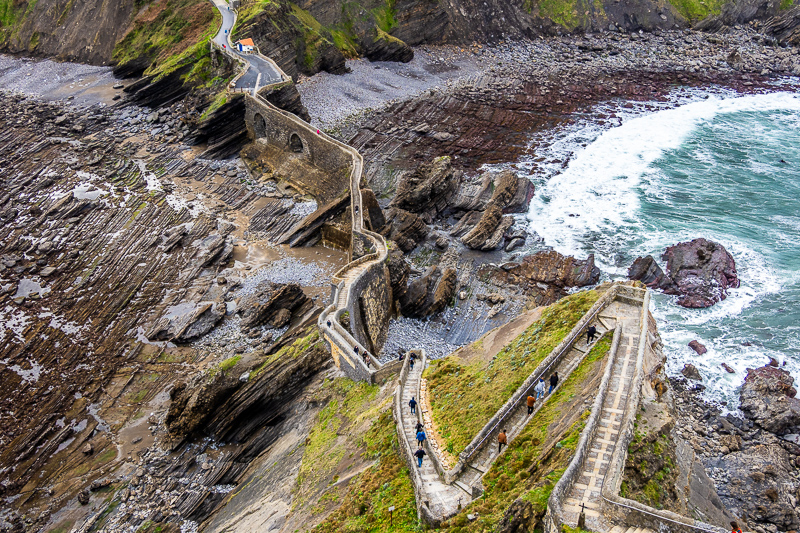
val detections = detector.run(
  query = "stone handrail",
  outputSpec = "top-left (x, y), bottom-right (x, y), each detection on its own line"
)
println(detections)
top-left (544, 324), bottom-right (623, 533)
top-left (209, 0), bottom-right (392, 383)
top-left (444, 284), bottom-right (623, 481)
top-left (599, 290), bottom-right (727, 533)
top-left (393, 351), bottom-right (440, 526)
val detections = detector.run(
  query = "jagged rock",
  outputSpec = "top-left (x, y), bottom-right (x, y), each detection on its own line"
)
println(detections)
top-left (434, 234), bottom-right (449, 250)
top-left (81, 443), bottom-right (93, 455)
top-left (681, 363), bottom-right (702, 381)
top-left (386, 246), bottom-right (411, 301)
top-left (77, 489), bottom-right (90, 505)
top-left (627, 255), bottom-right (670, 289)
top-left (383, 208), bottom-right (429, 252)
top-left (721, 363), bottom-right (736, 373)
top-left (391, 156), bottom-right (461, 216)
top-left (688, 340), bottom-right (707, 355)
top-left (270, 308), bottom-right (292, 328)
top-left (362, 27), bottom-right (414, 63)
top-left (261, 83), bottom-right (311, 122)
top-left (739, 364), bottom-right (800, 434)
top-left (399, 266), bottom-right (457, 318)
top-left (148, 301), bottom-right (226, 343)
top-left (494, 250), bottom-right (600, 289)
top-left (462, 204), bottom-right (507, 250)
top-left (763, 5), bottom-right (800, 46)
top-left (360, 188), bottom-right (386, 233)
top-left (238, 282), bottom-right (307, 329)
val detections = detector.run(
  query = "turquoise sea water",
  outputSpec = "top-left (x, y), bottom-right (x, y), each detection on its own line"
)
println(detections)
top-left (523, 91), bottom-right (800, 407)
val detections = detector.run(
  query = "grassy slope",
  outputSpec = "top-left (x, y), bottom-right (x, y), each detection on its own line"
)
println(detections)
top-left (113, 0), bottom-right (221, 83)
top-left (667, 0), bottom-right (727, 21)
top-left (425, 290), bottom-right (599, 456)
top-left (294, 378), bottom-right (419, 532)
top-left (442, 336), bottom-right (613, 531)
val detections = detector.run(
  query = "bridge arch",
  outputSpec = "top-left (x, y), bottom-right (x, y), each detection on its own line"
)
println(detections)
top-left (289, 133), bottom-right (304, 153)
top-left (253, 113), bottom-right (267, 138)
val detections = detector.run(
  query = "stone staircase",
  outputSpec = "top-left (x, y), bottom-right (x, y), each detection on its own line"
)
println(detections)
top-left (560, 299), bottom-right (645, 531)
top-left (608, 526), bottom-right (655, 533)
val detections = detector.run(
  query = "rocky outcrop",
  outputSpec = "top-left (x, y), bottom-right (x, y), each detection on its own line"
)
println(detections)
top-left (494, 251), bottom-right (600, 290)
top-left (688, 340), bottom-right (707, 355)
top-left (261, 83), bottom-right (312, 122)
top-left (628, 238), bottom-right (739, 308)
top-left (383, 208), bottom-right (430, 252)
top-left (739, 364), bottom-right (800, 435)
top-left (398, 266), bottom-right (457, 318)
top-left (391, 156), bottom-right (462, 217)
top-left (362, 27), bottom-right (414, 63)
top-left (386, 246), bottom-right (411, 301)
top-left (148, 301), bottom-right (226, 343)
top-left (238, 282), bottom-right (308, 329)
top-left (763, 5), bottom-right (800, 46)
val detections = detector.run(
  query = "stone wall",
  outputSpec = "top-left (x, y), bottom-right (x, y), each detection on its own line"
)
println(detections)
top-left (348, 261), bottom-right (392, 356)
top-left (244, 96), bottom-right (352, 204)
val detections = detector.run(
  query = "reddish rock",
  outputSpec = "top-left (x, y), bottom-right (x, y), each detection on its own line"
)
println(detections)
top-left (688, 340), bottom-right (707, 355)
top-left (495, 250), bottom-right (600, 289)
top-left (661, 238), bottom-right (740, 308)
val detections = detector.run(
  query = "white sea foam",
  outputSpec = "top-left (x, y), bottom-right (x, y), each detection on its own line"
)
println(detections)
top-left (526, 92), bottom-right (800, 263)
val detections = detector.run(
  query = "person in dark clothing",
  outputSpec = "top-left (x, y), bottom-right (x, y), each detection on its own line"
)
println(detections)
top-left (587, 325), bottom-right (597, 343)
top-left (549, 372), bottom-right (559, 394)
top-left (354, 346), bottom-right (359, 356)
top-left (498, 429), bottom-right (508, 453)
top-left (526, 394), bottom-right (535, 415)
top-left (398, 352), bottom-right (404, 362)
top-left (416, 422), bottom-right (424, 433)
top-left (326, 320), bottom-right (331, 327)
top-left (414, 447), bottom-right (426, 467)
top-left (409, 396), bottom-right (417, 414)
top-left (416, 430), bottom-right (426, 446)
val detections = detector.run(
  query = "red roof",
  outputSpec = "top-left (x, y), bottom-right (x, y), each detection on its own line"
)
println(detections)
top-left (238, 38), bottom-right (254, 47)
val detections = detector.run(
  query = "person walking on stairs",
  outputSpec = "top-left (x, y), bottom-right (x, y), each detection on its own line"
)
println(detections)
top-left (416, 429), bottom-right (426, 447)
top-left (730, 522), bottom-right (743, 533)
top-left (526, 394), bottom-right (535, 415)
top-left (415, 447), bottom-right (426, 467)
top-left (409, 351), bottom-right (416, 370)
top-left (534, 377), bottom-right (545, 401)
top-left (587, 324), bottom-right (597, 344)
top-left (416, 422), bottom-right (424, 433)
top-left (409, 396), bottom-right (417, 414)
top-left (549, 372), bottom-right (559, 394)
top-left (498, 429), bottom-right (508, 454)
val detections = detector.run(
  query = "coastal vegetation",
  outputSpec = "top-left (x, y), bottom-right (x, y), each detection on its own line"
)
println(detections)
top-left (425, 290), bottom-right (599, 455)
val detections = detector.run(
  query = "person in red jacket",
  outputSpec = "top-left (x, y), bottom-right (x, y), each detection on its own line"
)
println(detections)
top-left (730, 521), bottom-right (743, 533)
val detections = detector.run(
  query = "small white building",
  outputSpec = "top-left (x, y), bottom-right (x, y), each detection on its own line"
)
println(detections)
top-left (237, 38), bottom-right (254, 53)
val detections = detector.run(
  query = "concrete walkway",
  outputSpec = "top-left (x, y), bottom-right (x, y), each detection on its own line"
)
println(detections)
top-left (561, 297), bottom-right (646, 531)
top-left (399, 357), bottom-right (467, 517)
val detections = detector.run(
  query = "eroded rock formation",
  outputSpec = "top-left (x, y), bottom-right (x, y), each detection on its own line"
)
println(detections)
top-left (739, 364), bottom-right (800, 435)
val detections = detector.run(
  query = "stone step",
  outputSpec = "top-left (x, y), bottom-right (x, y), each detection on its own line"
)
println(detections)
top-left (454, 480), bottom-right (473, 496)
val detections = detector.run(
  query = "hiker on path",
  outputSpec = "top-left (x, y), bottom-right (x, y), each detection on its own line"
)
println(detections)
top-left (398, 352), bottom-right (404, 362)
top-left (587, 324), bottom-right (597, 344)
top-left (409, 396), bottom-right (417, 414)
top-left (549, 372), bottom-right (559, 394)
top-left (534, 377), bottom-right (546, 400)
top-left (410, 357), bottom-right (415, 370)
top-left (416, 430), bottom-right (426, 446)
top-left (415, 447), bottom-right (426, 467)
top-left (526, 394), bottom-right (535, 415)
top-left (498, 429), bottom-right (508, 453)
top-left (416, 422), bottom-right (424, 433)
top-left (730, 522), bottom-right (743, 533)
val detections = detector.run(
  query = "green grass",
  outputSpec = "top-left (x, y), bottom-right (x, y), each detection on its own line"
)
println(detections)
top-left (252, 330), bottom-right (321, 377)
top-left (780, 0), bottom-right (794, 10)
top-left (296, 378), bottom-right (382, 507)
top-left (200, 92), bottom-right (228, 120)
top-left (426, 290), bottom-right (599, 455)
top-left (438, 335), bottom-right (612, 531)
top-left (207, 354), bottom-right (242, 378)
top-left (667, 0), bottom-right (726, 21)
top-left (314, 410), bottom-right (420, 533)
top-left (371, 0), bottom-right (397, 33)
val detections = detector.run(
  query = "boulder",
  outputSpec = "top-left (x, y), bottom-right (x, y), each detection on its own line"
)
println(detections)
top-left (391, 156), bottom-right (461, 216)
top-left (148, 301), bottom-right (226, 343)
top-left (238, 282), bottom-right (307, 329)
top-left (661, 238), bottom-right (740, 308)
top-left (399, 266), bottom-right (457, 318)
top-left (688, 340), bottom-right (707, 355)
top-left (383, 208), bottom-right (429, 252)
top-left (681, 363), bottom-right (702, 380)
top-left (739, 364), bottom-right (800, 434)
top-left (494, 250), bottom-right (600, 289)
top-left (497, 498), bottom-right (535, 533)
top-left (627, 255), bottom-right (670, 289)
top-left (462, 205), bottom-right (512, 250)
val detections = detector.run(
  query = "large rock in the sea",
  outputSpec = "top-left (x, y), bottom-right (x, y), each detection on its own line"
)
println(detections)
top-left (238, 282), bottom-right (307, 329)
top-left (399, 266), bottom-right (457, 318)
top-left (661, 238), bottom-right (740, 308)
top-left (739, 364), bottom-right (800, 434)
top-left (688, 340), bottom-right (707, 355)
top-left (629, 239), bottom-right (739, 308)
top-left (496, 251), bottom-right (601, 289)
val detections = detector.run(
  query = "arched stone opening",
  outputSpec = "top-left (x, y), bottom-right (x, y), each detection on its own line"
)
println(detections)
top-left (253, 113), bottom-right (267, 138)
top-left (289, 133), bottom-right (304, 153)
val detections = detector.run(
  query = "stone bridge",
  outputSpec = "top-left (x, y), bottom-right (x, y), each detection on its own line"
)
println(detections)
top-left (210, 0), bottom-right (395, 381)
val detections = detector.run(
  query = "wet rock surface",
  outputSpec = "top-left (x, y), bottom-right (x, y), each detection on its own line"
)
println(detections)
top-left (629, 238), bottom-right (740, 308)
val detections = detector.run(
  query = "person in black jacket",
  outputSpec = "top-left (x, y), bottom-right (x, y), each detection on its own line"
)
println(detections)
top-left (549, 372), bottom-right (559, 394)
top-left (415, 447), bottom-right (426, 467)
top-left (587, 325), bottom-right (597, 343)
